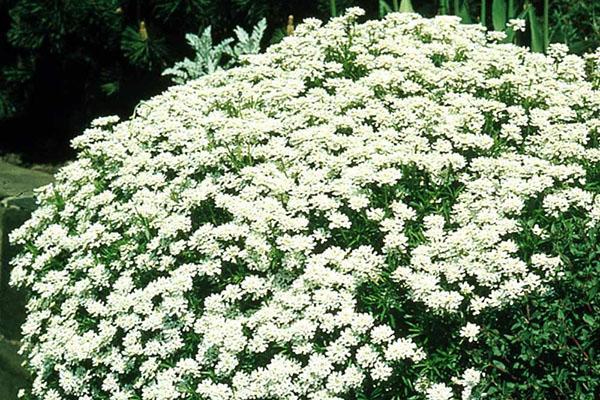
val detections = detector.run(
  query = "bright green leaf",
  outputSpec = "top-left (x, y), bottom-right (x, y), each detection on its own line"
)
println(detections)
top-left (492, 0), bottom-right (507, 31)
top-left (527, 4), bottom-right (545, 52)
top-left (399, 0), bottom-right (415, 13)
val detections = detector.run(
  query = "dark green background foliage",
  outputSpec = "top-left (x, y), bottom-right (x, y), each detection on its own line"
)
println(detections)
top-left (0, 0), bottom-right (316, 162)
top-left (0, 0), bottom-right (598, 163)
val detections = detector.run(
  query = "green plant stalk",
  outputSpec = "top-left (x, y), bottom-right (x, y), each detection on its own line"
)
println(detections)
top-left (481, 0), bottom-right (487, 26)
top-left (393, 0), bottom-right (399, 11)
top-left (330, 0), bottom-right (337, 17)
top-left (527, 1), bottom-right (544, 52)
top-left (457, 0), bottom-right (473, 23)
top-left (508, 0), bottom-right (515, 18)
top-left (440, 0), bottom-right (449, 15)
top-left (543, 0), bottom-right (549, 50)
top-left (454, 0), bottom-right (460, 14)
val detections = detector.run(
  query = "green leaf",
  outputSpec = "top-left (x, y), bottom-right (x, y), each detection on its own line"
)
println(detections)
top-left (582, 314), bottom-right (594, 326)
top-left (492, 0), bottom-right (507, 31)
top-left (379, 0), bottom-right (393, 17)
top-left (439, 0), bottom-right (451, 14)
top-left (493, 360), bottom-right (507, 371)
top-left (330, 0), bottom-right (337, 17)
top-left (457, 0), bottom-right (472, 23)
top-left (527, 4), bottom-right (544, 52)
top-left (100, 81), bottom-right (120, 96)
top-left (399, 0), bottom-right (415, 13)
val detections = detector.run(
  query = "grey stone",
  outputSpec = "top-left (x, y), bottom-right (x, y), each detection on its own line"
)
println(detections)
top-left (1, 205), bottom-right (30, 341)
top-left (0, 161), bottom-right (53, 200)
top-left (0, 161), bottom-right (54, 399)
top-left (0, 335), bottom-right (27, 378)
top-left (1, 196), bottom-right (37, 212)
top-left (0, 162), bottom-right (54, 337)
top-left (0, 335), bottom-right (29, 400)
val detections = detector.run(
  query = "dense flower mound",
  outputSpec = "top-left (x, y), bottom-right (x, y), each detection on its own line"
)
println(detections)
top-left (10, 8), bottom-right (600, 400)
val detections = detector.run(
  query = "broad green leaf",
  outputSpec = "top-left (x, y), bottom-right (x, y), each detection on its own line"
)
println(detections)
top-left (481, 0), bottom-right (487, 27)
top-left (493, 360), bottom-right (507, 371)
top-left (439, 0), bottom-right (450, 14)
top-left (457, 0), bottom-right (472, 23)
top-left (527, 4), bottom-right (544, 52)
top-left (508, 0), bottom-right (516, 18)
top-left (399, 0), bottom-right (415, 13)
top-left (492, 0), bottom-right (507, 31)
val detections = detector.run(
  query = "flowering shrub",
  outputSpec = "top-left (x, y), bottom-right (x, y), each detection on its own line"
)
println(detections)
top-left (10, 8), bottom-right (600, 400)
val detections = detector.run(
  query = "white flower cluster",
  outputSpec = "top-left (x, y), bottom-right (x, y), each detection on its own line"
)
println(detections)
top-left (507, 18), bottom-right (526, 32)
top-left (10, 8), bottom-right (599, 400)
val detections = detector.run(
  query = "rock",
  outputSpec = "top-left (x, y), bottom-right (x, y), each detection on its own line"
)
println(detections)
top-left (0, 335), bottom-right (27, 378)
top-left (1, 196), bottom-right (37, 212)
top-left (0, 161), bottom-right (53, 199)
top-left (0, 335), bottom-right (29, 400)
top-left (0, 205), bottom-right (30, 340)
top-left (0, 161), bottom-right (54, 399)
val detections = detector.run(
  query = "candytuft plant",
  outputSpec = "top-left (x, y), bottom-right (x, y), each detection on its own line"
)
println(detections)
top-left (10, 8), bottom-right (600, 400)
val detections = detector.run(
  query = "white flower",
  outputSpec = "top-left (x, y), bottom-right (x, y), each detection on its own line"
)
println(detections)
top-left (371, 361), bottom-right (393, 381)
top-left (507, 18), bottom-right (526, 32)
top-left (426, 383), bottom-right (454, 400)
top-left (370, 325), bottom-right (394, 344)
top-left (459, 323), bottom-right (481, 343)
top-left (90, 115), bottom-right (119, 127)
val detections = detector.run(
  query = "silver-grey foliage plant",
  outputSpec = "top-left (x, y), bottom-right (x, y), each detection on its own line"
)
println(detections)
top-left (163, 19), bottom-right (267, 84)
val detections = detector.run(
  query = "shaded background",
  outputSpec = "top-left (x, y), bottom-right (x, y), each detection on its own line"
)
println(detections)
top-left (0, 0), bottom-right (598, 164)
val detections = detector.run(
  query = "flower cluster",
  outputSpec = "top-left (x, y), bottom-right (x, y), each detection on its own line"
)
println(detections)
top-left (10, 8), bottom-right (599, 400)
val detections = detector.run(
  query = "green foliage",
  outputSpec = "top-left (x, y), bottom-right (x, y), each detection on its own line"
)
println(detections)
top-left (347, 178), bottom-right (600, 400)
top-left (469, 160), bottom-right (600, 398)
top-left (527, 2), bottom-right (545, 52)
top-left (350, 154), bottom-right (600, 400)
top-left (379, 0), bottom-right (415, 17)
top-left (456, 0), bottom-right (472, 24)
top-left (550, 0), bottom-right (599, 54)
top-left (491, 0), bottom-right (507, 31)
top-left (121, 23), bottom-right (169, 70)
top-left (0, 0), bottom-right (120, 120)
top-left (472, 224), bottom-right (600, 399)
